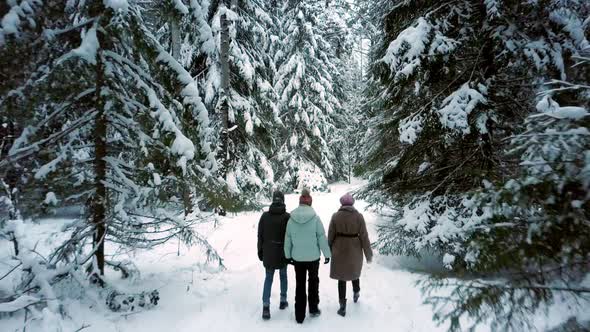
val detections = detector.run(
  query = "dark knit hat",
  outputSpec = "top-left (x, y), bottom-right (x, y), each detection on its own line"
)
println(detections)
top-left (299, 187), bottom-right (312, 206)
top-left (272, 190), bottom-right (285, 204)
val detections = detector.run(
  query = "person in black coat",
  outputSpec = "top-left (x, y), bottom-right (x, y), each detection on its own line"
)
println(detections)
top-left (257, 190), bottom-right (290, 320)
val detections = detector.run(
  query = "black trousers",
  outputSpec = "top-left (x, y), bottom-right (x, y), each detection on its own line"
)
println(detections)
top-left (293, 260), bottom-right (320, 322)
top-left (338, 279), bottom-right (360, 300)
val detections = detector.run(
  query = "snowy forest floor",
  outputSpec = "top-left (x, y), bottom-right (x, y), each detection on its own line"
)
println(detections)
top-left (3, 180), bottom-right (588, 332)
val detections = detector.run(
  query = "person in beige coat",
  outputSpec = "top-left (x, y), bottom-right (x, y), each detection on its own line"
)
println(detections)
top-left (328, 192), bottom-right (373, 317)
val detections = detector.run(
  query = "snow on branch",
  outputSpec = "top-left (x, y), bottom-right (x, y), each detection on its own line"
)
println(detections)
top-left (71, 27), bottom-right (100, 65)
top-left (380, 17), bottom-right (458, 82)
top-left (104, 0), bottom-right (129, 13)
top-left (34, 142), bottom-right (73, 180)
top-left (104, 50), bottom-right (197, 174)
top-left (0, 111), bottom-right (97, 172)
top-left (0, 295), bottom-right (40, 313)
top-left (171, 0), bottom-right (189, 15)
top-left (533, 95), bottom-right (588, 120)
top-left (549, 7), bottom-right (590, 51)
top-left (436, 83), bottom-right (487, 135)
top-left (0, 0), bottom-right (43, 46)
top-left (398, 115), bottom-right (424, 144)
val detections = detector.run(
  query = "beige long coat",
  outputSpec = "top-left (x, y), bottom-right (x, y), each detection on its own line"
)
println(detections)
top-left (328, 206), bottom-right (373, 281)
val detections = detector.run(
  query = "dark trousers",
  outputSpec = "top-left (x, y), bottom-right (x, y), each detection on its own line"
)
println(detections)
top-left (293, 260), bottom-right (320, 323)
top-left (338, 279), bottom-right (360, 300)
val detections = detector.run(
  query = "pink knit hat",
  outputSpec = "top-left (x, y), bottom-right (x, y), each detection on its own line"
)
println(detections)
top-left (340, 192), bottom-right (355, 206)
top-left (300, 187), bottom-right (313, 206)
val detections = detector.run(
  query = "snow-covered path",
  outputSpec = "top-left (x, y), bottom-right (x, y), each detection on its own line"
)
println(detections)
top-left (4, 181), bottom-right (579, 332)
top-left (104, 181), bottom-right (444, 332)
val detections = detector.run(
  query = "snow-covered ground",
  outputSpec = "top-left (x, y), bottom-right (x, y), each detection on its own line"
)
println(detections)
top-left (2, 180), bottom-right (588, 331)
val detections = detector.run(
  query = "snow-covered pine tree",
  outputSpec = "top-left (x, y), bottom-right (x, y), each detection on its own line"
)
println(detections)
top-left (200, 0), bottom-right (278, 204)
top-left (190, 0), bottom-right (278, 208)
top-left (0, 0), bottom-right (222, 317)
top-left (141, 0), bottom-right (222, 214)
top-left (323, 0), bottom-right (376, 181)
top-left (361, 0), bottom-right (590, 329)
top-left (353, 0), bottom-right (394, 189)
top-left (361, 0), bottom-right (498, 208)
top-left (143, 0), bottom-right (214, 73)
top-left (273, 0), bottom-right (346, 191)
top-left (362, 0), bottom-right (588, 253)
top-left (422, 47), bottom-right (590, 332)
top-left (317, 0), bottom-right (356, 184)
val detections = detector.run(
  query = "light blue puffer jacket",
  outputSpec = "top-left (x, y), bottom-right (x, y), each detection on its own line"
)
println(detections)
top-left (284, 205), bottom-right (331, 262)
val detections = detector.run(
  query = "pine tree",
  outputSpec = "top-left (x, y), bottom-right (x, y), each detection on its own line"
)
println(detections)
top-left (318, 0), bottom-right (356, 184)
top-left (361, 0), bottom-right (590, 329)
top-left (362, 0), bottom-right (588, 252)
top-left (0, 0), bottom-right (223, 317)
top-left (273, 0), bottom-right (346, 191)
top-left (334, 0), bottom-right (379, 180)
top-left (422, 49), bottom-right (590, 331)
top-left (143, 0), bottom-right (222, 214)
top-left (200, 0), bottom-right (279, 203)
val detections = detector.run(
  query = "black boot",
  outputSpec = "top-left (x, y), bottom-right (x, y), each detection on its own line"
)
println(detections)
top-left (262, 305), bottom-right (270, 320)
top-left (337, 299), bottom-right (346, 317)
top-left (279, 301), bottom-right (288, 310)
top-left (353, 291), bottom-right (360, 303)
top-left (310, 308), bottom-right (321, 317)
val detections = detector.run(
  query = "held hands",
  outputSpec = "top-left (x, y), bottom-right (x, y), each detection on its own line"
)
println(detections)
top-left (324, 258), bottom-right (330, 265)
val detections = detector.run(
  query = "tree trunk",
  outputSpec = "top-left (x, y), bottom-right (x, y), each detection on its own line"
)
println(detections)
top-left (359, 38), bottom-right (364, 80)
top-left (348, 136), bottom-right (352, 184)
top-left (92, 50), bottom-right (107, 277)
top-left (218, 0), bottom-right (238, 177)
top-left (170, 19), bottom-right (182, 61)
top-left (169, 16), bottom-right (193, 217)
top-left (478, 0), bottom-right (497, 173)
top-left (219, 2), bottom-right (231, 178)
top-left (182, 185), bottom-right (192, 216)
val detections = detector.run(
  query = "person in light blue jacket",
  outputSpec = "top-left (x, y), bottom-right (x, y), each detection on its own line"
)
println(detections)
top-left (284, 188), bottom-right (331, 324)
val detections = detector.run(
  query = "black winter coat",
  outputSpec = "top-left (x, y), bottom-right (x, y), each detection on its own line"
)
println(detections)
top-left (257, 203), bottom-right (290, 269)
